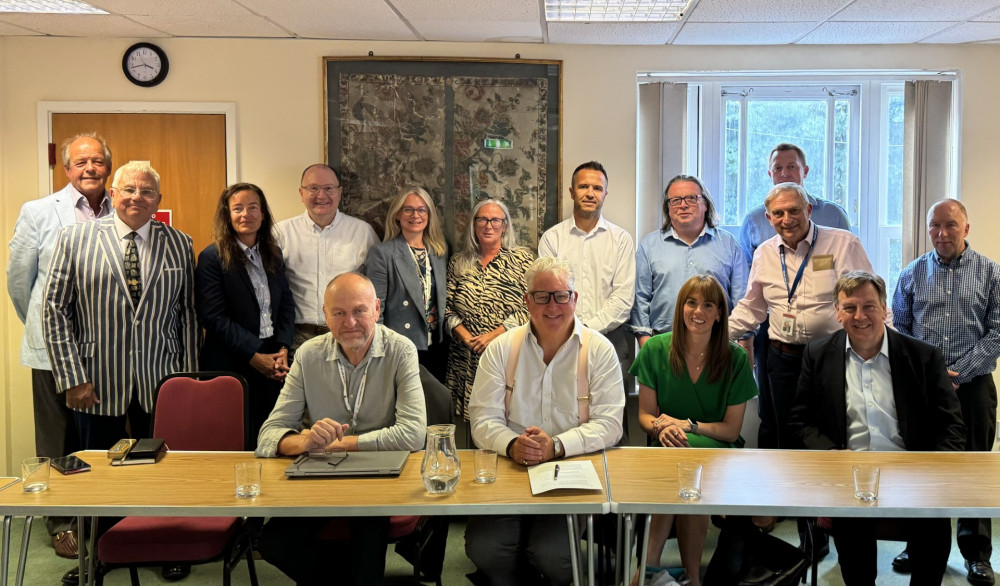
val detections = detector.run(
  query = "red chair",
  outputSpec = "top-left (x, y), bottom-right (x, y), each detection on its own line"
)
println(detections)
top-left (95, 372), bottom-right (259, 586)
top-left (316, 364), bottom-right (451, 585)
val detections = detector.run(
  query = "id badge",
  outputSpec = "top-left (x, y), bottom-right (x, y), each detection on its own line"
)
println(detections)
top-left (780, 313), bottom-right (797, 337)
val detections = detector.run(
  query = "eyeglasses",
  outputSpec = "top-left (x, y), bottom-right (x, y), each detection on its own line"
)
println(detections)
top-left (474, 217), bottom-right (506, 229)
top-left (528, 290), bottom-right (573, 304)
top-left (401, 206), bottom-right (429, 216)
top-left (328, 308), bottom-right (373, 321)
top-left (117, 186), bottom-right (158, 198)
top-left (666, 195), bottom-right (702, 208)
top-left (301, 184), bottom-right (342, 195)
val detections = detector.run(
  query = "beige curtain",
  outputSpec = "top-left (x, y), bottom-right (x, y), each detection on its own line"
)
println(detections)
top-left (636, 82), bottom-right (688, 237)
top-left (902, 80), bottom-right (953, 263)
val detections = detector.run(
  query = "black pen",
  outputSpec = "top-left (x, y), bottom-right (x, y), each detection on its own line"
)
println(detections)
top-left (553, 464), bottom-right (560, 481)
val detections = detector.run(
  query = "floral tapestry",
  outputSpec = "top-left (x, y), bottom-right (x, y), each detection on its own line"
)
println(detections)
top-left (326, 58), bottom-right (561, 251)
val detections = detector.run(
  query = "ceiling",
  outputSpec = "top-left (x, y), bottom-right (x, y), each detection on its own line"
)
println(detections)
top-left (0, 0), bottom-right (998, 45)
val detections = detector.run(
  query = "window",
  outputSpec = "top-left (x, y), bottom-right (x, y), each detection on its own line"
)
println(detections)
top-left (642, 72), bottom-right (958, 296)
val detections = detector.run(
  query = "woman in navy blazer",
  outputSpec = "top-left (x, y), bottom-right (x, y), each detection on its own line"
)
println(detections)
top-left (364, 186), bottom-right (449, 382)
top-left (195, 183), bottom-right (295, 446)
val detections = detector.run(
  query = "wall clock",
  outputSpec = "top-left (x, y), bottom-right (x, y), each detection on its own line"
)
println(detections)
top-left (122, 42), bottom-right (169, 87)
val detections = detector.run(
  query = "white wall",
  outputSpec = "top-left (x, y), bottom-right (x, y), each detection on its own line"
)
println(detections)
top-left (1, 37), bottom-right (997, 472)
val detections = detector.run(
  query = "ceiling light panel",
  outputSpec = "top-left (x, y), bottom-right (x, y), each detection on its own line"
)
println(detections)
top-left (0, 0), bottom-right (106, 13)
top-left (544, 0), bottom-right (693, 22)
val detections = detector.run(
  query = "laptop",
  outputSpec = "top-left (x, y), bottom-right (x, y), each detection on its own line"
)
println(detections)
top-left (284, 451), bottom-right (410, 478)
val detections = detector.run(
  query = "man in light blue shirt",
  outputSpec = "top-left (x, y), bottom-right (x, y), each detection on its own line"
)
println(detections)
top-left (891, 198), bottom-right (999, 585)
top-left (630, 175), bottom-right (747, 348)
top-left (738, 143), bottom-right (851, 268)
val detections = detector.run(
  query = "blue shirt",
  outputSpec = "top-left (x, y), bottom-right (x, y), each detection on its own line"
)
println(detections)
top-left (891, 242), bottom-right (1000, 383)
top-left (630, 226), bottom-right (748, 337)
top-left (844, 326), bottom-right (905, 452)
top-left (738, 194), bottom-right (851, 268)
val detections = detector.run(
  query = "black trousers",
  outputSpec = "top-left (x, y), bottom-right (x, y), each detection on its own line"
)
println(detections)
top-left (831, 517), bottom-right (951, 585)
top-left (32, 369), bottom-right (78, 535)
top-left (258, 516), bottom-right (390, 585)
top-left (764, 342), bottom-right (804, 450)
top-left (74, 393), bottom-right (151, 450)
top-left (752, 323), bottom-right (775, 448)
top-left (955, 373), bottom-right (997, 562)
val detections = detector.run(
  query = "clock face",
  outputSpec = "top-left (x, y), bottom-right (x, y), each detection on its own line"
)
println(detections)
top-left (122, 43), bottom-right (168, 87)
top-left (127, 47), bottom-right (162, 82)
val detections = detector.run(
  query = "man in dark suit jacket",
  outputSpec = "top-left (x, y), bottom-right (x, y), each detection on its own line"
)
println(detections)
top-left (44, 161), bottom-right (199, 451)
top-left (788, 271), bottom-right (965, 585)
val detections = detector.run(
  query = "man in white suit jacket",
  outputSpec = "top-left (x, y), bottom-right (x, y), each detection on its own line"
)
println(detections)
top-left (6, 133), bottom-right (113, 558)
top-left (44, 161), bottom-right (198, 451)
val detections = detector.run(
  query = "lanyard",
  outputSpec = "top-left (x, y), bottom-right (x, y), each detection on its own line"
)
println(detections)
top-left (337, 360), bottom-right (370, 430)
top-left (778, 223), bottom-right (819, 306)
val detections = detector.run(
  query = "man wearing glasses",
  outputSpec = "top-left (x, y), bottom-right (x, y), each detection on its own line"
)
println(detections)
top-left (630, 174), bottom-right (747, 349)
top-left (275, 164), bottom-right (378, 351)
top-left (466, 257), bottom-right (624, 586)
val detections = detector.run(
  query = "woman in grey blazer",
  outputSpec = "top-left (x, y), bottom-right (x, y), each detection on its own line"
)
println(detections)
top-left (364, 186), bottom-right (449, 382)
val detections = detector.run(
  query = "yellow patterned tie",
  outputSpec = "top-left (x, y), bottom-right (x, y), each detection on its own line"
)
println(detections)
top-left (124, 232), bottom-right (141, 304)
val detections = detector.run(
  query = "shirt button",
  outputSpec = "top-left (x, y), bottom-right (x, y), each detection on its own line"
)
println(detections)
top-left (867, 402), bottom-right (873, 407)
top-left (403, 300), bottom-right (409, 307)
top-left (404, 323), bottom-right (411, 329)
top-left (944, 336), bottom-right (949, 341)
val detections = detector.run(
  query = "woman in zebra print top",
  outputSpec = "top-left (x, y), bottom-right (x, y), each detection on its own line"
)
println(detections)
top-left (445, 199), bottom-right (534, 420)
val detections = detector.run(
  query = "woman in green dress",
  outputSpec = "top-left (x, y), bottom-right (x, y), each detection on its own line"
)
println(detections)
top-left (630, 275), bottom-right (758, 586)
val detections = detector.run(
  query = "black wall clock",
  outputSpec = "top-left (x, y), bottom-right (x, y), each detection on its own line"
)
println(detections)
top-left (122, 42), bottom-right (169, 87)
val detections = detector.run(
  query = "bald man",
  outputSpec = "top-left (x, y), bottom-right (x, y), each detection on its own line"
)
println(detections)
top-left (892, 199), bottom-right (999, 585)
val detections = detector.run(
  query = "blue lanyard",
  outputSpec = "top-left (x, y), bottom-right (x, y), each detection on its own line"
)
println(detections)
top-left (778, 224), bottom-right (818, 306)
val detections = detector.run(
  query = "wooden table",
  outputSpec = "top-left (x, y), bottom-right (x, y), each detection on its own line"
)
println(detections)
top-left (606, 447), bottom-right (1000, 585)
top-left (0, 450), bottom-right (610, 586)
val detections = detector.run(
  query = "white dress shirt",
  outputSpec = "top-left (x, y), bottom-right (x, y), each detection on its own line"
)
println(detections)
top-left (275, 211), bottom-right (378, 325)
top-left (468, 318), bottom-right (625, 458)
top-left (538, 216), bottom-right (635, 334)
top-left (844, 326), bottom-right (905, 452)
top-left (728, 222), bottom-right (888, 344)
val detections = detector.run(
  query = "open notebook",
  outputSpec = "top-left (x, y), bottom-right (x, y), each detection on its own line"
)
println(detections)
top-left (284, 451), bottom-right (409, 478)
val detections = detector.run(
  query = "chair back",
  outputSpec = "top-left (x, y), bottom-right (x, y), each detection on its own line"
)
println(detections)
top-left (152, 371), bottom-right (250, 451)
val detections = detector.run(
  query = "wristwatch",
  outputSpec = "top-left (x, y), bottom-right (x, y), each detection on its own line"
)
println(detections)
top-left (553, 437), bottom-right (565, 459)
top-left (688, 419), bottom-right (699, 434)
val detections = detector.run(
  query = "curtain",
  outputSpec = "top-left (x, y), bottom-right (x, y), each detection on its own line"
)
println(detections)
top-left (902, 80), bottom-right (953, 264)
top-left (637, 82), bottom-right (688, 238)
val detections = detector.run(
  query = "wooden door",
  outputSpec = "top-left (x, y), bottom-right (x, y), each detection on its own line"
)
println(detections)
top-left (51, 113), bottom-right (228, 257)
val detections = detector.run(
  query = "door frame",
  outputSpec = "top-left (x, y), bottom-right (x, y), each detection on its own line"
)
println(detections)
top-left (36, 101), bottom-right (238, 192)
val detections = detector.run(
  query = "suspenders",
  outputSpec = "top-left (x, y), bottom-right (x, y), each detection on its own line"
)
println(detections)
top-left (503, 324), bottom-right (592, 424)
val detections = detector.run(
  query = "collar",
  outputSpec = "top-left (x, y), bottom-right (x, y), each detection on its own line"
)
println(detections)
top-left (305, 210), bottom-right (342, 232)
top-left (569, 215), bottom-right (608, 237)
top-left (71, 186), bottom-right (112, 215)
top-left (526, 316), bottom-right (585, 350)
top-left (327, 324), bottom-right (386, 365)
top-left (844, 324), bottom-right (889, 361)
top-left (237, 239), bottom-right (259, 255)
top-left (112, 211), bottom-right (152, 241)
top-left (663, 224), bottom-right (711, 242)
top-left (931, 240), bottom-right (970, 267)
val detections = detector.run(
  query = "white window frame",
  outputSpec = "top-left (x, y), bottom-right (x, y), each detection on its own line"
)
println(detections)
top-left (640, 70), bottom-right (959, 292)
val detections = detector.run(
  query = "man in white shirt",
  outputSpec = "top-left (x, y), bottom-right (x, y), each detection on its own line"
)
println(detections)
top-left (466, 257), bottom-right (625, 586)
top-left (538, 161), bottom-right (635, 393)
top-left (6, 133), bottom-right (112, 560)
top-left (729, 182), bottom-right (880, 450)
top-left (275, 164), bottom-right (378, 351)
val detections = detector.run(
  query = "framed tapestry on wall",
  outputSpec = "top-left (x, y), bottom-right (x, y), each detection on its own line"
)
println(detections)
top-left (325, 57), bottom-right (562, 251)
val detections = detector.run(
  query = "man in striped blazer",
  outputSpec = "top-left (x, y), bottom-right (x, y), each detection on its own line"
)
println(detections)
top-left (44, 161), bottom-right (199, 451)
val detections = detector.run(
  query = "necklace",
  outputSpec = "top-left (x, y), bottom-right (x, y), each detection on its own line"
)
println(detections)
top-left (685, 351), bottom-right (707, 373)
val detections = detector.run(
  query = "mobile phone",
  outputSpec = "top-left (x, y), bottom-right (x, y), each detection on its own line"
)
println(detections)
top-left (51, 455), bottom-right (92, 475)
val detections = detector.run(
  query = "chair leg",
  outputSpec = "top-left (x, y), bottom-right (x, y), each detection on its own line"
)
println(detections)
top-left (128, 566), bottom-right (140, 586)
top-left (245, 544), bottom-right (259, 586)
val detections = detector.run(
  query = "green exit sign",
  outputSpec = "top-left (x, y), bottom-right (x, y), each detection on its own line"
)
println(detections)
top-left (483, 138), bottom-right (513, 150)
